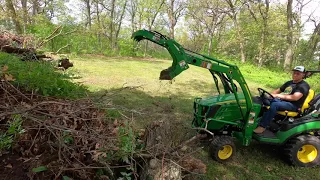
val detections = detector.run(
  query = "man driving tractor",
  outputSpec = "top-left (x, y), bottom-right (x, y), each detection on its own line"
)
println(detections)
top-left (254, 66), bottom-right (310, 134)
top-left (133, 29), bottom-right (320, 166)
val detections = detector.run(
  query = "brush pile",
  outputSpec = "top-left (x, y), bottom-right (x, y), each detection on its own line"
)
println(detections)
top-left (0, 72), bottom-right (126, 179)
top-left (0, 66), bottom-right (207, 180)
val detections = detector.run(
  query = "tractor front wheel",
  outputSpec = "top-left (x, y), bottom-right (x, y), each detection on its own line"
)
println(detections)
top-left (284, 135), bottom-right (320, 167)
top-left (209, 136), bottom-right (235, 162)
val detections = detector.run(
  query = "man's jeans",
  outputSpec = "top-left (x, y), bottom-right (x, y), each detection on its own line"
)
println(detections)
top-left (259, 98), bottom-right (298, 128)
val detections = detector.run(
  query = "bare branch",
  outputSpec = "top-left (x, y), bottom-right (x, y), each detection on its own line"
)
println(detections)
top-left (55, 44), bottom-right (70, 54)
top-left (245, 1), bottom-right (258, 22)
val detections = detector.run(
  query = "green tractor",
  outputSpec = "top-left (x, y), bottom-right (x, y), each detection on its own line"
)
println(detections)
top-left (132, 29), bottom-right (320, 167)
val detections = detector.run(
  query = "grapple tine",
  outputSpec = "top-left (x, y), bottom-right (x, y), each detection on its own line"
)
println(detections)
top-left (159, 67), bottom-right (173, 80)
top-left (132, 36), bottom-right (143, 42)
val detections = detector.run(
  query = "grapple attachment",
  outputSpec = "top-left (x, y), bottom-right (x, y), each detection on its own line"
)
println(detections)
top-left (132, 30), bottom-right (189, 80)
top-left (159, 67), bottom-right (173, 80)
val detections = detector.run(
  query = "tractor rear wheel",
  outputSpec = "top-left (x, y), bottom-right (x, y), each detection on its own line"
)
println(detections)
top-left (209, 136), bottom-right (235, 162)
top-left (284, 135), bottom-right (320, 167)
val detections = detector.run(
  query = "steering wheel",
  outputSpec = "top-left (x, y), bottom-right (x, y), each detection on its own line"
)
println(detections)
top-left (257, 88), bottom-right (274, 106)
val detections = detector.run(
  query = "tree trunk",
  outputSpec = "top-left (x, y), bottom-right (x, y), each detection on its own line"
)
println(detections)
top-left (258, 31), bottom-right (265, 67)
top-left (257, 0), bottom-right (269, 67)
top-left (5, 0), bottom-right (22, 34)
top-left (109, 0), bottom-right (116, 49)
top-left (207, 15), bottom-right (216, 56)
top-left (239, 35), bottom-right (246, 63)
top-left (284, 44), bottom-right (293, 70)
top-left (258, 18), bottom-right (268, 67)
top-left (234, 18), bottom-right (246, 63)
top-left (144, 0), bottom-right (165, 56)
top-left (129, 0), bottom-right (136, 34)
top-left (225, 0), bottom-right (246, 63)
top-left (114, 0), bottom-right (127, 49)
top-left (207, 28), bottom-right (217, 56)
top-left (95, 0), bottom-right (102, 51)
top-left (208, 34), bottom-right (213, 56)
top-left (283, 0), bottom-right (293, 70)
top-left (149, 0), bottom-right (165, 30)
top-left (128, 0), bottom-right (137, 55)
top-left (85, 0), bottom-right (91, 29)
top-left (276, 50), bottom-right (281, 65)
top-left (95, 1), bottom-right (100, 26)
top-left (21, 0), bottom-right (28, 33)
top-left (138, 12), bottom-right (142, 30)
top-left (167, 0), bottom-right (175, 39)
top-left (305, 23), bottom-right (320, 64)
top-left (32, 0), bottom-right (39, 16)
top-left (44, 0), bottom-right (54, 20)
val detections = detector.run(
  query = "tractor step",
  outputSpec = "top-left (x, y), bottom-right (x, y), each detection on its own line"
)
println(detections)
top-left (254, 130), bottom-right (276, 138)
top-left (252, 130), bottom-right (281, 144)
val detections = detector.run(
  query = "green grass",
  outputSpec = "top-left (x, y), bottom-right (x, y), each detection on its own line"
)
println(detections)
top-left (0, 52), bottom-right (87, 99)
top-left (70, 55), bottom-right (320, 179)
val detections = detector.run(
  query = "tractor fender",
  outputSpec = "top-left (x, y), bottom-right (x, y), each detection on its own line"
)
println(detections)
top-left (276, 120), bottom-right (320, 144)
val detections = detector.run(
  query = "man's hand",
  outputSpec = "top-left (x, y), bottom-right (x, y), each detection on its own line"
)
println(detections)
top-left (274, 92), bottom-right (303, 101)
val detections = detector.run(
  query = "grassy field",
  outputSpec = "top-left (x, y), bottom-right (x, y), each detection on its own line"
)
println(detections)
top-left (71, 55), bottom-right (320, 180)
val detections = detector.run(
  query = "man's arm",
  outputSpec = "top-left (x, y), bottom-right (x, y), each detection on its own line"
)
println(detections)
top-left (274, 92), bottom-right (303, 101)
top-left (271, 88), bottom-right (281, 97)
top-left (272, 88), bottom-right (281, 94)
top-left (276, 83), bottom-right (309, 101)
top-left (271, 81), bottom-right (290, 97)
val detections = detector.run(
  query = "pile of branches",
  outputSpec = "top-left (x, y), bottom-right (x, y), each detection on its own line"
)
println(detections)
top-left (0, 66), bottom-right (207, 179)
top-left (0, 30), bottom-right (35, 55)
top-left (0, 30), bottom-right (51, 62)
top-left (0, 79), bottom-right (130, 179)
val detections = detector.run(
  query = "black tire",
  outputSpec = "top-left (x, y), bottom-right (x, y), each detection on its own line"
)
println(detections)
top-left (284, 135), bottom-right (320, 167)
top-left (209, 136), bottom-right (235, 163)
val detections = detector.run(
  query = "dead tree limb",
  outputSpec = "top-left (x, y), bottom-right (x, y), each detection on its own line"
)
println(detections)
top-left (37, 26), bottom-right (63, 48)
top-left (56, 44), bottom-right (70, 54)
top-left (37, 27), bottom-right (77, 49)
top-left (45, 25), bottom-right (62, 40)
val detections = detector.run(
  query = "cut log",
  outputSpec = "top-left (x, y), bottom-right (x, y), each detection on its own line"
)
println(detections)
top-left (1, 45), bottom-right (34, 54)
top-left (58, 58), bottom-right (73, 70)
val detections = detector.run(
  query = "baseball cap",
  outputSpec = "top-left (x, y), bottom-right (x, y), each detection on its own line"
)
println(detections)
top-left (292, 66), bottom-right (305, 73)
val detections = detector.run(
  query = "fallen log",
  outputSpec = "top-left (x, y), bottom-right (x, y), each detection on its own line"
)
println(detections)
top-left (1, 45), bottom-right (34, 54)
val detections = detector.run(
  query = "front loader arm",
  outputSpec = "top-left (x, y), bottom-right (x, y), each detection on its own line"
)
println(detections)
top-left (133, 30), bottom-right (236, 80)
top-left (132, 29), bottom-right (254, 124)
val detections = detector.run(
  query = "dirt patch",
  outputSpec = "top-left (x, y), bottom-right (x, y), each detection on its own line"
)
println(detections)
top-left (0, 152), bottom-right (30, 180)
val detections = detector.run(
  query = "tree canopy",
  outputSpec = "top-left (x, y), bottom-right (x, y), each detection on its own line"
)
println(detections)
top-left (0, 0), bottom-right (319, 69)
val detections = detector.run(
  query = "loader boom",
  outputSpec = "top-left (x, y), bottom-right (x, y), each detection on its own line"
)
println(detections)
top-left (132, 29), bottom-right (254, 129)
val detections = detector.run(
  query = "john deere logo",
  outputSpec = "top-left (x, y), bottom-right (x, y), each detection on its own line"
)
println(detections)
top-left (283, 86), bottom-right (293, 94)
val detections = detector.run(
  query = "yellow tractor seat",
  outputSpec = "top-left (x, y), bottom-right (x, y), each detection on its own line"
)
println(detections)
top-left (276, 89), bottom-right (315, 117)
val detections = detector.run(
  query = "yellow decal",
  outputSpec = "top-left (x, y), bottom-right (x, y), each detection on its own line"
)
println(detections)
top-left (283, 86), bottom-right (293, 94)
